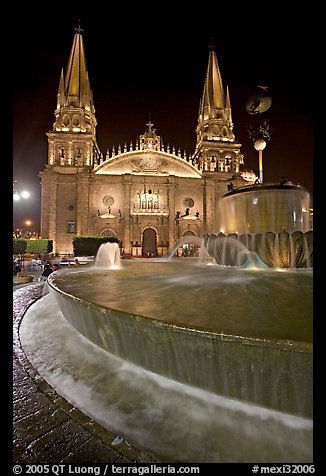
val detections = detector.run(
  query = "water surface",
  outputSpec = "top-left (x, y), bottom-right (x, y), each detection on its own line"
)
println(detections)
top-left (51, 259), bottom-right (312, 343)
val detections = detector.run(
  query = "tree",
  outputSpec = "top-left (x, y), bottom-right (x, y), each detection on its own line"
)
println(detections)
top-left (26, 239), bottom-right (53, 255)
top-left (73, 236), bottom-right (119, 257)
top-left (13, 238), bottom-right (27, 256)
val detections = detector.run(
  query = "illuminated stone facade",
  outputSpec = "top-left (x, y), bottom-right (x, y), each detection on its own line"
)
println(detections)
top-left (39, 28), bottom-right (255, 256)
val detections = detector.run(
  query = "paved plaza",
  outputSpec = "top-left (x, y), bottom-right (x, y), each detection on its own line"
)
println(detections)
top-left (13, 278), bottom-right (160, 464)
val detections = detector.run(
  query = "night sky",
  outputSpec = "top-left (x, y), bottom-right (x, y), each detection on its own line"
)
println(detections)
top-left (12, 10), bottom-right (313, 232)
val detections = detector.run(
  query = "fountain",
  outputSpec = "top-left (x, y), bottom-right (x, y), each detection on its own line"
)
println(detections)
top-left (205, 182), bottom-right (313, 268)
top-left (20, 273), bottom-right (313, 462)
top-left (30, 225), bottom-right (311, 462)
top-left (94, 241), bottom-right (121, 269)
top-left (47, 258), bottom-right (312, 411)
top-left (17, 223), bottom-right (313, 463)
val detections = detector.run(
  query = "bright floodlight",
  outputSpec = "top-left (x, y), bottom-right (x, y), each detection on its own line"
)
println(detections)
top-left (13, 192), bottom-right (20, 201)
top-left (21, 190), bottom-right (30, 199)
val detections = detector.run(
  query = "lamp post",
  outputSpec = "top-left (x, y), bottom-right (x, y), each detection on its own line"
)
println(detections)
top-left (246, 88), bottom-right (272, 183)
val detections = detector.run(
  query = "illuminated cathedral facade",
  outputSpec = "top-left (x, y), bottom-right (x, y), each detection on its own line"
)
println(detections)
top-left (39, 28), bottom-right (256, 256)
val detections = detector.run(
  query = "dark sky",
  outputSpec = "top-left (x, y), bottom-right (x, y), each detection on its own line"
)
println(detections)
top-left (12, 10), bottom-right (313, 232)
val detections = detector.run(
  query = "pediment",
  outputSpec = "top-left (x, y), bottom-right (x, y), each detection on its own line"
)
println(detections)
top-left (94, 150), bottom-right (201, 178)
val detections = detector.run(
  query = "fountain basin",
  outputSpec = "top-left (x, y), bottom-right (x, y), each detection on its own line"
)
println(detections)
top-left (204, 230), bottom-right (313, 268)
top-left (217, 183), bottom-right (311, 234)
top-left (211, 183), bottom-right (313, 268)
top-left (47, 260), bottom-right (312, 418)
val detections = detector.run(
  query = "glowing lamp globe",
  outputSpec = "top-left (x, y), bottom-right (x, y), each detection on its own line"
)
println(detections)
top-left (254, 139), bottom-right (267, 151)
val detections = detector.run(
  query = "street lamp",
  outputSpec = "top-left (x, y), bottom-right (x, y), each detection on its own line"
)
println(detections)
top-left (13, 181), bottom-right (30, 201)
top-left (24, 220), bottom-right (32, 238)
top-left (254, 138), bottom-right (267, 184)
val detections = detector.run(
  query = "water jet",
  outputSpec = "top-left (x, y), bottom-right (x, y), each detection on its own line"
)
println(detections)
top-left (94, 241), bottom-right (121, 269)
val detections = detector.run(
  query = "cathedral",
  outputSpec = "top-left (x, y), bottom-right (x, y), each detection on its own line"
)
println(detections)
top-left (39, 28), bottom-right (256, 257)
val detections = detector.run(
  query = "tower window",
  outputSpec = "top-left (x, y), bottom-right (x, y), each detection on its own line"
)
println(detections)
top-left (225, 157), bottom-right (232, 172)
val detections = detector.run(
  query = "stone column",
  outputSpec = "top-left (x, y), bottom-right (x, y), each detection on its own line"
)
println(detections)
top-left (122, 175), bottom-right (132, 255)
top-left (39, 171), bottom-right (58, 250)
top-left (167, 177), bottom-right (177, 251)
top-left (76, 174), bottom-right (91, 235)
top-left (203, 177), bottom-right (215, 235)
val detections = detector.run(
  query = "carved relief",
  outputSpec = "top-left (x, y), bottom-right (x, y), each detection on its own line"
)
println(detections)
top-left (103, 195), bottom-right (114, 207)
top-left (130, 158), bottom-right (169, 174)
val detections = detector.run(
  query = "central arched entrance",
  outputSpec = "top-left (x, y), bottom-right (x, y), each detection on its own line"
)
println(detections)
top-left (142, 228), bottom-right (157, 257)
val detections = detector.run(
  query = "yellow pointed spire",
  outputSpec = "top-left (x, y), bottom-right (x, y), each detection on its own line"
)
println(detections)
top-left (64, 24), bottom-right (93, 109)
top-left (225, 85), bottom-right (233, 123)
top-left (52, 24), bottom-right (98, 139)
top-left (201, 45), bottom-right (225, 119)
top-left (57, 68), bottom-right (65, 108)
top-left (192, 43), bottom-right (241, 171)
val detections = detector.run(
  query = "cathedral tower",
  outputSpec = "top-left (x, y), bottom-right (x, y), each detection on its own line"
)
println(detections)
top-left (46, 25), bottom-right (101, 169)
top-left (192, 44), bottom-right (243, 173)
top-left (39, 25), bottom-right (101, 252)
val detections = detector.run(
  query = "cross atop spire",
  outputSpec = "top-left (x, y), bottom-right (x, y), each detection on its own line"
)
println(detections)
top-left (146, 120), bottom-right (154, 132)
top-left (75, 21), bottom-right (84, 34)
top-left (208, 38), bottom-right (216, 50)
top-left (139, 118), bottom-right (160, 150)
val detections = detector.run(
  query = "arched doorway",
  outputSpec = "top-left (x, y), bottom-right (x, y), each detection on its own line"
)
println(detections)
top-left (142, 228), bottom-right (157, 257)
top-left (180, 231), bottom-right (201, 257)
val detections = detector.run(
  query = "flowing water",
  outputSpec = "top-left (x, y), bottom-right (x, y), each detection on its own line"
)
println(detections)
top-left (20, 286), bottom-right (313, 463)
top-left (50, 260), bottom-right (312, 342)
top-left (18, 237), bottom-right (313, 462)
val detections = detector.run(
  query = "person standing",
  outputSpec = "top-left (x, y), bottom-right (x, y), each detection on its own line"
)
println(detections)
top-left (40, 263), bottom-right (53, 281)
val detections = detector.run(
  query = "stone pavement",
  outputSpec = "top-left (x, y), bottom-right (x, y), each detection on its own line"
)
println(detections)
top-left (13, 282), bottom-right (162, 464)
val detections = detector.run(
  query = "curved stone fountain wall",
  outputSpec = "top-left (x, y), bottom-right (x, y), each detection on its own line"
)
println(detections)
top-left (47, 269), bottom-right (312, 418)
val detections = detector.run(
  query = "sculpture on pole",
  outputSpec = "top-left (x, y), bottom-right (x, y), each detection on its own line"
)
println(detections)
top-left (246, 87), bottom-right (272, 183)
